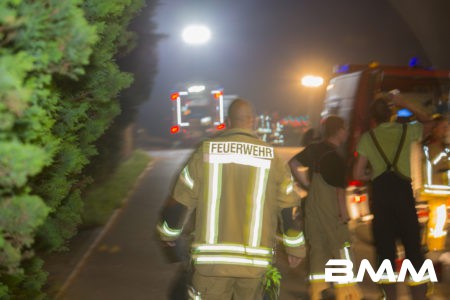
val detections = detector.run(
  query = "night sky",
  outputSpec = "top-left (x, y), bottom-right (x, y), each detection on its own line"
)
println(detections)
top-left (136, 0), bottom-right (450, 139)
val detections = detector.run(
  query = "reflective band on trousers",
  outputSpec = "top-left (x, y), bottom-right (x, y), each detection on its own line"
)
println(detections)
top-left (193, 254), bottom-right (270, 267)
top-left (192, 243), bottom-right (273, 257)
top-left (188, 285), bottom-right (201, 300)
top-left (157, 221), bottom-right (182, 238)
top-left (283, 231), bottom-right (305, 247)
top-left (309, 274), bottom-right (326, 282)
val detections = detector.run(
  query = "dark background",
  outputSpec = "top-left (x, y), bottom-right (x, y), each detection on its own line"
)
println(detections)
top-left (135, 0), bottom-right (450, 140)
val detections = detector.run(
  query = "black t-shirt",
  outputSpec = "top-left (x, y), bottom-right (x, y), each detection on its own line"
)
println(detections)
top-left (293, 141), bottom-right (346, 188)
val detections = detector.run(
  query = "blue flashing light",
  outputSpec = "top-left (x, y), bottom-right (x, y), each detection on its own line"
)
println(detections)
top-left (408, 57), bottom-right (419, 67)
top-left (335, 64), bottom-right (350, 73)
top-left (397, 108), bottom-right (413, 118)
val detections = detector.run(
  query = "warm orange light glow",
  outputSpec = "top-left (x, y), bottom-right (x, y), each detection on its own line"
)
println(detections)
top-left (216, 123), bottom-right (226, 130)
top-left (214, 91), bottom-right (223, 99)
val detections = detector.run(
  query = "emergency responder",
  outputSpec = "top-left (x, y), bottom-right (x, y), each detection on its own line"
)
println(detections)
top-left (157, 99), bottom-right (306, 300)
top-left (413, 114), bottom-right (449, 251)
top-left (289, 116), bottom-right (362, 300)
top-left (353, 92), bottom-right (432, 300)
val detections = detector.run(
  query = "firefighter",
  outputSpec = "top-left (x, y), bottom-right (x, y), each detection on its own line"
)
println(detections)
top-left (353, 92), bottom-right (432, 299)
top-left (289, 115), bottom-right (362, 300)
top-left (157, 99), bottom-right (305, 300)
top-left (415, 114), bottom-right (449, 251)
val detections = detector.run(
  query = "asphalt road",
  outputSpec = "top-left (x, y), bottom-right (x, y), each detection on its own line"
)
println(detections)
top-left (54, 148), bottom-right (450, 300)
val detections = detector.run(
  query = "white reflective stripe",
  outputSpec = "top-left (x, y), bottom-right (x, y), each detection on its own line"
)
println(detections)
top-left (206, 163), bottom-right (222, 244)
top-left (181, 166), bottom-right (194, 190)
top-left (206, 153), bottom-right (271, 168)
top-left (193, 244), bottom-right (273, 256)
top-left (176, 97), bottom-right (182, 125)
top-left (309, 274), bottom-right (326, 281)
top-left (432, 152), bottom-right (447, 165)
top-left (286, 182), bottom-right (294, 194)
top-left (424, 146), bottom-right (432, 185)
top-left (219, 95), bottom-right (224, 123)
top-left (408, 274), bottom-right (432, 285)
top-left (188, 287), bottom-right (201, 300)
top-left (379, 272), bottom-right (399, 281)
top-left (194, 255), bottom-right (270, 267)
top-left (157, 221), bottom-right (182, 237)
top-left (249, 167), bottom-right (270, 247)
top-left (424, 184), bottom-right (450, 195)
top-left (283, 232), bottom-right (305, 247)
top-left (343, 246), bottom-right (351, 260)
top-left (430, 204), bottom-right (447, 238)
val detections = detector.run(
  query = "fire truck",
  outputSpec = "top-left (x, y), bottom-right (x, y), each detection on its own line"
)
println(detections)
top-left (169, 85), bottom-right (237, 145)
top-left (320, 61), bottom-right (450, 248)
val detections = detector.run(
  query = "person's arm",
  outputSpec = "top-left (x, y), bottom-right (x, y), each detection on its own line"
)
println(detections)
top-left (157, 197), bottom-right (191, 246)
top-left (157, 148), bottom-right (201, 245)
top-left (390, 91), bottom-right (432, 137)
top-left (288, 157), bottom-right (310, 189)
top-left (277, 157), bottom-right (306, 268)
top-left (353, 154), bottom-right (371, 182)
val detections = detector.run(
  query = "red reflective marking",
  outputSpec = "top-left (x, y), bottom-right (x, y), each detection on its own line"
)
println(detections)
top-left (170, 93), bottom-right (179, 101)
top-left (170, 125), bottom-right (180, 134)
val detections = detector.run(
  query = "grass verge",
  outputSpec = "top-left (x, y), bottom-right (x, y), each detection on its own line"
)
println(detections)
top-left (81, 150), bottom-right (151, 227)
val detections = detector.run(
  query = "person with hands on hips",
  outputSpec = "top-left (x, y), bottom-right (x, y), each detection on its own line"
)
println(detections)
top-left (289, 115), bottom-right (362, 300)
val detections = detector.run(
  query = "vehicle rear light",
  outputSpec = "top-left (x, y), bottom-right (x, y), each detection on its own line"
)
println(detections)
top-left (170, 93), bottom-right (179, 101)
top-left (352, 195), bottom-right (367, 203)
top-left (348, 180), bottom-right (364, 187)
top-left (216, 123), bottom-right (226, 130)
top-left (170, 125), bottom-right (180, 134)
top-left (417, 210), bottom-right (429, 218)
top-left (213, 91), bottom-right (223, 99)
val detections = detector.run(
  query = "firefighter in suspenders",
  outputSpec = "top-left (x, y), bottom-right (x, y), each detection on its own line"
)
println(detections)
top-left (157, 99), bottom-right (305, 300)
top-left (354, 92), bottom-right (433, 299)
top-left (290, 116), bottom-right (362, 300)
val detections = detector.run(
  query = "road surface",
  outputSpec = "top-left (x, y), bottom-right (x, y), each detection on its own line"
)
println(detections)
top-left (52, 148), bottom-right (450, 300)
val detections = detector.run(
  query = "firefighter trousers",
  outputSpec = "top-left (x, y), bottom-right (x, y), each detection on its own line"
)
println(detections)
top-left (191, 271), bottom-right (263, 300)
top-left (371, 172), bottom-right (425, 271)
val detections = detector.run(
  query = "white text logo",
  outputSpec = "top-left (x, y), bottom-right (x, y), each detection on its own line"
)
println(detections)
top-left (325, 259), bottom-right (438, 283)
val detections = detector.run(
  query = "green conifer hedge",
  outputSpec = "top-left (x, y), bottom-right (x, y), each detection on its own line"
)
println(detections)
top-left (0, 0), bottom-right (155, 297)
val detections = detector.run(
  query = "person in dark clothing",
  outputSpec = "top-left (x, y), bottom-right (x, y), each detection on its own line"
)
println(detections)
top-left (353, 92), bottom-right (433, 300)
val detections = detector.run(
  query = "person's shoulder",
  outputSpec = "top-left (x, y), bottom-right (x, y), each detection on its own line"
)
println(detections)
top-left (407, 121), bottom-right (423, 130)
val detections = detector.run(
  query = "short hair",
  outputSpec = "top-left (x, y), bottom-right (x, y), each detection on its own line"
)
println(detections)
top-left (370, 96), bottom-right (392, 124)
top-left (322, 115), bottom-right (345, 138)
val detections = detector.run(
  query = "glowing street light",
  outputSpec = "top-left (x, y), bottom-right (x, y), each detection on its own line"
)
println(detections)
top-left (182, 25), bottom-right (211, 45)
top-left (301, 75), bottom-right (324, 88)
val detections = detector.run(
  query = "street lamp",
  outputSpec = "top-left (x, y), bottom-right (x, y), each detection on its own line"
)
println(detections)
top-left (300, 75), bottom-right (324, 129)
top-left (182, 25), bottom-right (211, 45)
top-left (301, 75), bottom-right (324, 88)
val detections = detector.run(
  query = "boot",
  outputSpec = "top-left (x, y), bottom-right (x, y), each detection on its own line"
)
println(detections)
top-left (380, 284), bottom-right (397, 300)
top-left (409, 283), bottom-right (428, 300)
top-left (335, 284), bottom-right (362, 300)
top-left (309, 281), bottom-right (330, 300)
